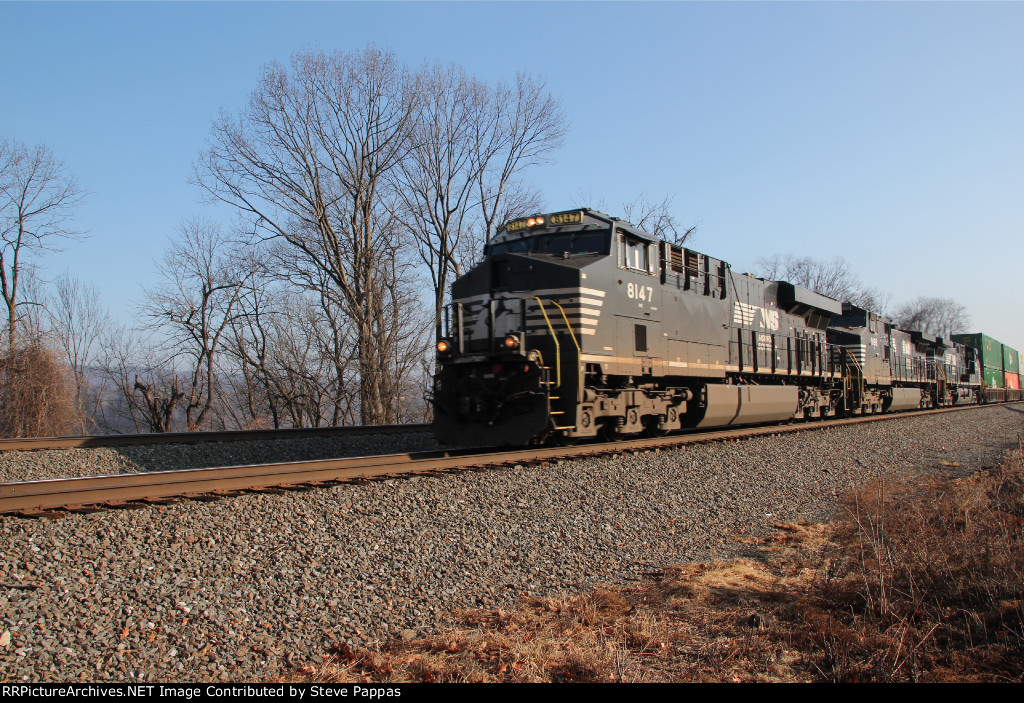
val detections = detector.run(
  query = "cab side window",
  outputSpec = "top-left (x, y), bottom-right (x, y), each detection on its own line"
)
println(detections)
top-left (618, 231), bottom-right (652, 273)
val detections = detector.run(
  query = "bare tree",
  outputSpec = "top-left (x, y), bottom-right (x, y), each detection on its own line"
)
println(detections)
top-left (376, 250), bottom-right (433, 422)
top-left (892, 297), bottom-right (971, 338)
top-left (131, 372), bottom-right (185, 434)
top-left (572, 192), bottom-right (697, 246)
top-left (47, 272), bottom-right (112, 432)
top-left (619, 194), bottom-right (697, 246)
top-left (474, 72), bottom-right (567, 243)
top-left (141, 218), bottom-right (255, 431)
top-left (195, 46), bottom-right (421, 425)
top-left (11, 267), bottom-right (49, 344)
top-left (394, 63), bottom-right (566, 341)
top-left (756, 254), bottom-right (889, 312)
top-left (222, 272), bottom-right (291, 429)
top-left (96, 326), bottom-right (178, 434)
top-left (225, 263), bottom-right (359, 429)
top-left (0, 139), bottom-right (85, 349)
top-left (394, 63), bottom-right (489, 341)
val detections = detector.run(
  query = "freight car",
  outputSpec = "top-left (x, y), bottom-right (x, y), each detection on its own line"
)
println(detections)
top-left (952, 333), bottom-right (1024, 401)
top-left (431, 209), bottom-right (998, 446)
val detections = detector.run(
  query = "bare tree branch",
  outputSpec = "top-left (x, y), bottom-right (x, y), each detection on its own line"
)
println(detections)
top-left (47, 272), bottom-right (112, 433)
top-left (141, 218), bottom-right (256, 431)
top-left (194, 46), bottom-right (423, 424)
top-left (892, 297), bottom-right (971, 339)
top-left (0, 138), bottom-right (86, 349)
top-left (474, 72), bottom-right (567, 243)
top-left (756, 254), bottom-right (889, 312)
top-left (572, 191), bottom-right (697, 246)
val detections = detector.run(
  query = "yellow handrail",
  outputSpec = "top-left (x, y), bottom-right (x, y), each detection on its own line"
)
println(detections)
top-left (843, 347), bottom-right (865, 401)
top-left (532, 297), bottom-right (561, 389)
top-left (549, 300), bottom-right (580, 354)
top-left (549, 299), bottom-right (582, 403)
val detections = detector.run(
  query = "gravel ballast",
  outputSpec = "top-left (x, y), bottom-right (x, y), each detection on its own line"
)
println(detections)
top-left (2, 405), bottom-right (1022, 682)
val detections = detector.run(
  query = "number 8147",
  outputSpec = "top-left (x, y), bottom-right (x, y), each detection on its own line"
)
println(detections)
top-left (626, 282), bottom-right (653, 301)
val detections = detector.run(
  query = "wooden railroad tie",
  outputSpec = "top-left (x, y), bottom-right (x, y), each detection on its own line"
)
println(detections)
top-left (102, 501), bottom-right (150, 510)
top-left (62, 504), bottom-right (106, 515)
top-left (16, 509), bottom-right (65, 520)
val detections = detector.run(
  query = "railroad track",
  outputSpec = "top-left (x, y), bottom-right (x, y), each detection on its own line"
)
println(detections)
top-left (3, 403), bottom-right (1016, 518)
top-left (0, 422), bottom-right (431, 452)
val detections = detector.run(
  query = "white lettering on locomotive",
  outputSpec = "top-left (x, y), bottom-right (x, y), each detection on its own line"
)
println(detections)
top-left (626, 282), bottom-right (653, 301)
top-left (759, 307), bottom-right (780, 331)
top-left (732, 302), bottom-right (779, 331)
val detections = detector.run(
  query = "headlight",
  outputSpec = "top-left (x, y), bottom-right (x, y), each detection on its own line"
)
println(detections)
top-left (436, 339), bottom-right (453, 354)
top-left (502, 334), bottom-right (519, 349)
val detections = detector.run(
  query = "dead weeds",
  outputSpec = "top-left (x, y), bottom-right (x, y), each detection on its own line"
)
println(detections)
top-left (290, 448), bottom-right (1024, 683)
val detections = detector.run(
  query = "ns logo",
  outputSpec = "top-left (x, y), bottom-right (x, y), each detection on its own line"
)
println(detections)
top-left (733, 302), bottom-right (780, 331)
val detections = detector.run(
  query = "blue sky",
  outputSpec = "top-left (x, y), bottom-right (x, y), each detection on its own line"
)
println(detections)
top-left (2, 1), bottom-right (1022, 348)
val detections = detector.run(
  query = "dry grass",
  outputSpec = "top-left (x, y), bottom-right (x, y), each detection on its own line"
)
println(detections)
top-left (810, 447), bottom-right (1024, 682)
top-left (286, 448), bottom-right (1024, 683)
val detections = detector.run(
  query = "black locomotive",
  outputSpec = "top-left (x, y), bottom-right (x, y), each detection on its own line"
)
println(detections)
top-left (431, 208), bottom-right (987, 445)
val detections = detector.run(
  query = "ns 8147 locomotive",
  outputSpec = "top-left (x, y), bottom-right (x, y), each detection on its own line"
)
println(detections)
top-left (431, 209), bottom-right (979, 445)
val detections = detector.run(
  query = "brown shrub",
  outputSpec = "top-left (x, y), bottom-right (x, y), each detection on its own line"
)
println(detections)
top-left (0, 342), bottom-right (82, 437)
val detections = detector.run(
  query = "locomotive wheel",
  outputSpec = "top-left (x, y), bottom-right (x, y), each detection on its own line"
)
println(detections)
top-left (551, 432), bottom-right (581, 446)
top-left (643, 418), bottom-right (669, 437)
top-left (599, 421), bottom-right (626, 442)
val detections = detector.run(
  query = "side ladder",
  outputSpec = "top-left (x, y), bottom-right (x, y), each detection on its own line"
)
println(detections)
top-left (841, 347), bottom-right (865, 413)
top-left (531, 297), bottom-right (581, 432)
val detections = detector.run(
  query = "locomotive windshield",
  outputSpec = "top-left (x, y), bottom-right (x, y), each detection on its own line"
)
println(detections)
top-left (488, 230), bottom-right (610, 257)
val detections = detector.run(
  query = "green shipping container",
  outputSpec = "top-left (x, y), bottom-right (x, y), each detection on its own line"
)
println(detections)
top-left (1004, 345), bottom-right (1020, 374)
top-left (952, 333), bottom-right (1004, 374)
top-left (984, 367), bottom-right (1003, 388)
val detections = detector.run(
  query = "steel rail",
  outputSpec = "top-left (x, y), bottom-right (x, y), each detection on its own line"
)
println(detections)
top-left (0, 423), bottom-right (431, 453)
top-left (2, 402), bottom-right (1018, 516)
